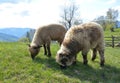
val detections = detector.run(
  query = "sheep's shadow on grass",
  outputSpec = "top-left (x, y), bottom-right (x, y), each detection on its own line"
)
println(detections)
top-left (33, 56), bottom-right (60, 68)
top-left (61, 64), bottom-right (120, 83)
top-left (33, 57), bottom-right (120, 83)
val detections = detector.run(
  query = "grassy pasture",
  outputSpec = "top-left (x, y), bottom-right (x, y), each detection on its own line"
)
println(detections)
top-left (0, 41), bottom-right (120, 83)
top-left (104, 28), bottom-right (120, 36)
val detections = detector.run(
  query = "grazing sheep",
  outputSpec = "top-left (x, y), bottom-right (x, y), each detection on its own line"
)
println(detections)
top-left (56, 22), bottom-right (105, 69)
top-left (29, 24), bottom-right (66, 60)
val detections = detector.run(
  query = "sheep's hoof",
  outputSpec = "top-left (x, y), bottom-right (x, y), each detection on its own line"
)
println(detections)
top-left (83, 60), bottom-right (88, 65)
top-left (47, 54), bottom-right (51, 57)
top-left (60, 65), bottom-right (67, 69)
top-left (100, 63), bottom-right (104, 67)
top-left (91, 57), bottom-right (96, 61)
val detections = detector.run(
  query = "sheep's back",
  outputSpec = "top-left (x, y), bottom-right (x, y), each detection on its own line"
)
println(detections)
top-left (38, 24), bottom-right (66, 41)
top-left (63, 22), bottom-right (104, 49)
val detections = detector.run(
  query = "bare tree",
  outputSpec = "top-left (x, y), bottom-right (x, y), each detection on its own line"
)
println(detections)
top-left (60, 3), bottom-right (82, 29)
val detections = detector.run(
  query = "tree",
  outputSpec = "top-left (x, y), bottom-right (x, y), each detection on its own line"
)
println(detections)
top-left (26, 32), bottom-right (30, 42)
top-left (94, 16), bottom-right (107, 30)
top-left (106, 8), bottom-right (119, 32)
top-left (94, 8), bottom-right (119, 31)
top-left (60, 2), bottom-right (82, 29)
top-left (18, 37), bottom-right (29, 43)
top-left (26, 29), bottom-right (35, 42)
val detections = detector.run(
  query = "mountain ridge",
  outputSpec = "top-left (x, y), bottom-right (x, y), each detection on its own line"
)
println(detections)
top-left (0, 28), bottom-right (31, 42)
top-left (0, 32), bottom-right (18, 42)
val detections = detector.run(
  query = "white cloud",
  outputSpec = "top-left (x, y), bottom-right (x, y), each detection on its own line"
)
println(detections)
top-left (0, 0), bottom-right (64, 28)
top-left (0, 0), bottom-right (119, 28)
top-left (112, 6), bottom-right (120, 20)
top-left (106, 0), bottom-right (116, 4)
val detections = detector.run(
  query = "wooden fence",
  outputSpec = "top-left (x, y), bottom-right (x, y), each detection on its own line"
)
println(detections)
top-left (105, 35), bottom-right (120, 48)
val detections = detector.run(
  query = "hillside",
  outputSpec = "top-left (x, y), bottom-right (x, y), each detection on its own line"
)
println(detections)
top-left (0, 28), bottom-right (31, 42)
top-left (0, 28), bottom-right (31, 38)
top-left (0, 33), bottom-right (18, 42)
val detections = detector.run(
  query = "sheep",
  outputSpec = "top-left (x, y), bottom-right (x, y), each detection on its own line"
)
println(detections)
top-left (28, 24), bottom-right (66, 60)
top-left (56, 22), bottom-right (105, 69)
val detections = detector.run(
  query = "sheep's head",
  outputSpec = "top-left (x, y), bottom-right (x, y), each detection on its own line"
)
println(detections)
top-left (28, 45), bottom-right (41, 60)
top-left (56, 49), bottom-right (76, 69)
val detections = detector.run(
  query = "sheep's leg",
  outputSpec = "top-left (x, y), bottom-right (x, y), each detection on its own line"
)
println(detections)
top-left (58, 39), bottom-right (62, 45)
top-left (98, 49), bottom-right (105, 66)
top-left (43, 44), bottom-right (47, 55)
top-left (72, 55), bottom-right (77, 65)
top-left (91, 48), bottom-right (97, 61)
top-left (82, 51), bottom-right (88, 65)
top-left (59, 41), bottom-right (62, 45)
top-left (46, 44), bottom-right (51, 57)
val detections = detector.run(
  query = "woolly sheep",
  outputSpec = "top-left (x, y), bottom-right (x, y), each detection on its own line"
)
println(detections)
top-left (56, 22), bottom-right (105, 69)
top-left (29, 24), bottom-right (66, 60)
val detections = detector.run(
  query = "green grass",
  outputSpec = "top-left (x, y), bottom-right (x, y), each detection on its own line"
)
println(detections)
top-left (0, 42), bottom-right (120, 83)
top-left (104, 28), bottom-right (120, 37)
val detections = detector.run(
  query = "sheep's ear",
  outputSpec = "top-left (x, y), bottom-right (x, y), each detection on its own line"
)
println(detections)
top-left (33, 45), bottom-right (42, 49)
top-left (38, 45), bottom-right (42, 48)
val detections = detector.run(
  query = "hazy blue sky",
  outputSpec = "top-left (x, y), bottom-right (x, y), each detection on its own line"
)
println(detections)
top-left (0, 0), bottom-right (120, 28)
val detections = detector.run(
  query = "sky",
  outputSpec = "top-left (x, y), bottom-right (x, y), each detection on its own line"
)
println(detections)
top-left (0, 0), bottom-right (120, 28)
